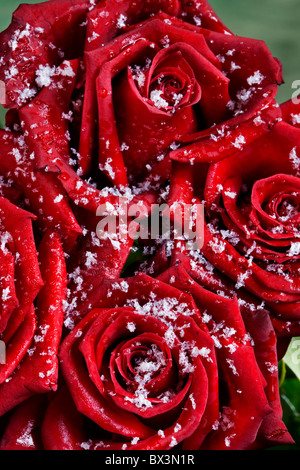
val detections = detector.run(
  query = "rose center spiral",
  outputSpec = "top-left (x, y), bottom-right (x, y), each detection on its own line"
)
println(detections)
top-left (267, 193), bottom-right (300, 222)
top-left (149, 73), bottom-right (185, 110)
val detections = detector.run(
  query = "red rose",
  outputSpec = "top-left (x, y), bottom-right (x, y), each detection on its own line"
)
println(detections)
top-left (201, 99), bottom-right (300, 337)
top-left (0, 199), bottom-right (67, 416)
top-left (0, 0), bottom-right (282, 190)
top-left (0, 270), bottom-right (291, 450)
top-left (0, 0), bottom-right (284, 313)
top-left (164, 101), bottom-right (300, 338)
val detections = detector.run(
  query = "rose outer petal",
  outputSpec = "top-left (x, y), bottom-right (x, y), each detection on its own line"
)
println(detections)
top-left (0, 230), bottom-right (66, 416)
top-left (157, 264), bottom-right (272, 450)
top-left (0, 395), bottom-right (47, 450)
top-left (0, 0), bottom-right (93, 108)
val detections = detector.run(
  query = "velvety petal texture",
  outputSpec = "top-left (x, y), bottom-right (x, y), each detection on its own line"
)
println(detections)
top-left (0, 0), bottom-right (282, 187)
top-left (201, 116), bottom-right (300, 337)
top-left (47, 273), bottom-right (289, 450)
top-left (0, 223), bottom-right (66, 416)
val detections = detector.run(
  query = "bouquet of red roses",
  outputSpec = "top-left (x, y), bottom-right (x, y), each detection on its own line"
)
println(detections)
top-left (0, 0), bottom-right (299, 451)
